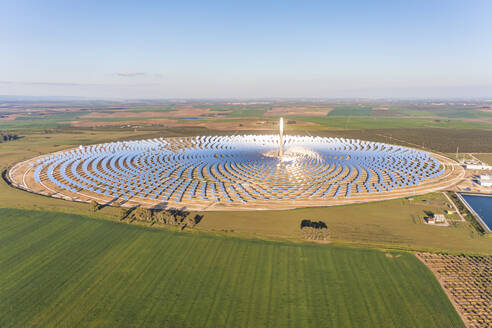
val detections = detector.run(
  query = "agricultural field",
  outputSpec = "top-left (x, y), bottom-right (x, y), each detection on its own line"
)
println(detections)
top-left (473, 153), bottom-right (492, 165)
top-left (292, 116), bottom-right (492, 131)
top-left (0, 208), bottom-right (464, 328)
top-left (327, 106), bottom-right (373, 116)
top-left (315, 128), bottom-right (492, 153)
top-left (416, 253), bottom-right (491, 327)
top-left (1, 99), bottom-right (492, 131)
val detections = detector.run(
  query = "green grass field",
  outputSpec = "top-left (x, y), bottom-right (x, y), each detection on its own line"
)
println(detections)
top-left (434, 109), bottom-right (492, 119)
top-left (327, 106), bottom-right (373, 116)
top-left (388, 108), bottom-right (436, 117)
top-left (292, 116), bottom-right (492, 130)
top-left (0, 208), bottom-right (464, 328)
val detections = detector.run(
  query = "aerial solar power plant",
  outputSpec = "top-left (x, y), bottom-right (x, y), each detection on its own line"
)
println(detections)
top-left (2, 2), bottom-right (492, 328)
top-left (9, 119), bottom-right (462, 210)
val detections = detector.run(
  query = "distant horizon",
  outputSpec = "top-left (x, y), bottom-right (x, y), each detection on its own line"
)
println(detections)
top-left (1, 94), bottom-right (492, 103)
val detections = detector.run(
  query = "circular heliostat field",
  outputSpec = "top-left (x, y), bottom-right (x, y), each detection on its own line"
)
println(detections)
top-left (9, 135), bottom-right (463, 210)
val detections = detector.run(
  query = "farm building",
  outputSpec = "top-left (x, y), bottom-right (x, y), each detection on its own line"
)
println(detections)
top-left (426, 214), bottom-right (446, 224)
top-left (434, 214), bottom-right (446, 223)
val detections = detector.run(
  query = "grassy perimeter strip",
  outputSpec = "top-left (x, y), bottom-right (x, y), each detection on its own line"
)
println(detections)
top-left (0, 208), bottom-right (464, 328)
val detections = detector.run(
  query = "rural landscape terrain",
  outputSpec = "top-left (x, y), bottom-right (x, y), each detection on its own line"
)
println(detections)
top-left (3, 1), bottom-right (492, 326)
top-left (1, 98), bottom-right (491, 327)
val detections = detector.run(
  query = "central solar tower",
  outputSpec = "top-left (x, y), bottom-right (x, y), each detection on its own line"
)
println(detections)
top-left (279, 117), bottom-right (284, 157)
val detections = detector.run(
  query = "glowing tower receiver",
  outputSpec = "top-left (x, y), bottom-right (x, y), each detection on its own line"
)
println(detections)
top-left (279, 117), bottom-right (284, 157)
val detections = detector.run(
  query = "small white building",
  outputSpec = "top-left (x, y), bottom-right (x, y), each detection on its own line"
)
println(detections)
top-left (461, 158), bottom-right (492, 170)
top-left (434, 214), bottom-right (446, 223)
top-left (480, 174), bottom-right (492, 187)
top-left (465, 163), bottom-right (492, 170)
top-left (426, 214), bottom-right (446, 224)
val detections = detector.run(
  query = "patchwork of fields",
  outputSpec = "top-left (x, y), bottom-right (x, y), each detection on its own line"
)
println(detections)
top-left (0, 208), bottom-right (464, 328)
top-left (2, 101), bottom-right (492, 131)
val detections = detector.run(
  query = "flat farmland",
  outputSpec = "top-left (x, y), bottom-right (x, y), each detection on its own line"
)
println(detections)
top-left (0, 208), bottom-right (464, 328)
top-left (473, 153), bottom-right (492, 165)
top-left (310, 128), bottom-right (492, 153)
top-left (292, 116), bottom-right (492, 131)
top-left (3, 101), bottom-right (492, 131)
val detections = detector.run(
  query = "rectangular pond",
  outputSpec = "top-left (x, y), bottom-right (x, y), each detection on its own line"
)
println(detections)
top-left (459, 193), bottom-right (492, 233)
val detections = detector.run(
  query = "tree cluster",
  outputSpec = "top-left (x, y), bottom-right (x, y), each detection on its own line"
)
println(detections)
top-left (0, 132), bottom-right (20, 143)
top-left (126, 207), bottom-right (202, 229)
top-left (300, 219), bottom-right (329, 241)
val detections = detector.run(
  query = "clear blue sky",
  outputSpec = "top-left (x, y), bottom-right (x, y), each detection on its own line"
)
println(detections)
top-left (1, 0), bottom-right (491, 99)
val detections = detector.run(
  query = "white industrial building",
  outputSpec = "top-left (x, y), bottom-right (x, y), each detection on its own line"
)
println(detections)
top-left (480, 174), bottom-right (492, 187)
top-left (464, 163), bottom-right (492, 170)
top-left (460, 157), bottom-right (492, 170)
top-left (426, 214), bottom-right (446, 224)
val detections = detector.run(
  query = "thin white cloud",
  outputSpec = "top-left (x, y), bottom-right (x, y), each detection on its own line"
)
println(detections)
top-left (0, 80), bottom-right (159, 87)
top-left (0, 80), bottom-right (101, 86)
top-left (115, 72), bottom-right (147, 77)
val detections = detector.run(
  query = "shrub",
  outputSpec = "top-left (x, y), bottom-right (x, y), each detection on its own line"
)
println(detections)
top-left (134, 207), bottom-right (153, 222)
top-left (89, 200), bottom-right (99, 213)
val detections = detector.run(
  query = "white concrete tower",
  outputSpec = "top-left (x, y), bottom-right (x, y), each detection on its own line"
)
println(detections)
top-left (279, 117), bottom-right (284, 157)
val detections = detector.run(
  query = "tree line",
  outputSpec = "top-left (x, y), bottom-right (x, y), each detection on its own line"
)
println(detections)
top-left (89, 200), bottom-right (202, 229)
top-left (0, 132), bottom-right (20, 143)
